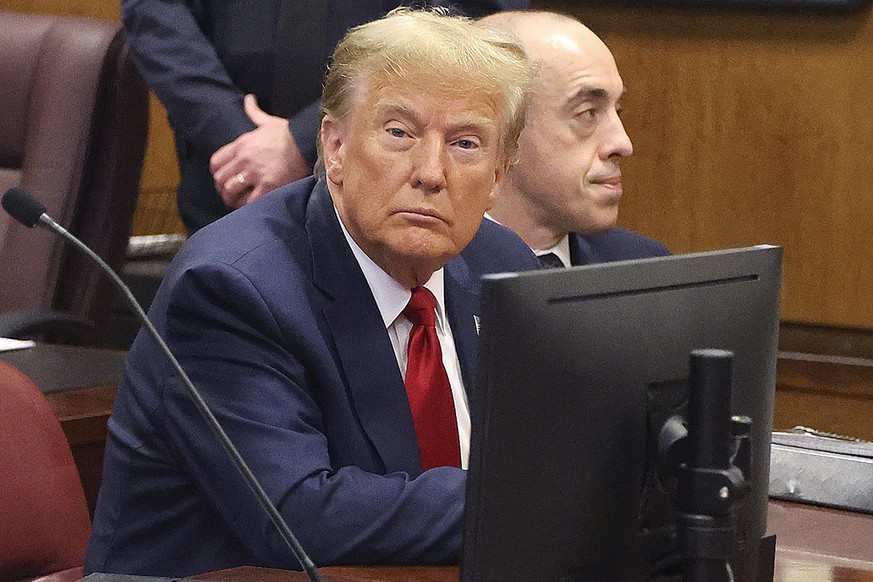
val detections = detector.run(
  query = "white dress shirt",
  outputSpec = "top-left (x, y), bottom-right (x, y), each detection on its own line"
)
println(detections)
top-left (534, 234), bottom-right (571, 268)
top-left (336, 212), bottom-right (472, 469)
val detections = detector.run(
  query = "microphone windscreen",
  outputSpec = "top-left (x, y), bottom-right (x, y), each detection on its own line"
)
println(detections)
top-left (2, 187), bottom-right (47, 228)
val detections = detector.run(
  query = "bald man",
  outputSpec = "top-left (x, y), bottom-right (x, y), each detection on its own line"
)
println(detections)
top-left (479, 11), bottom-right (668, 268)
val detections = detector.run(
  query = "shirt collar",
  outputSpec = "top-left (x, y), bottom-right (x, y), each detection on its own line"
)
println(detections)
top-left (534, 234), bottom-right (571, 269)
top-left (335, 206), bottom-right (447, 330)
top-left (484, 213), bottom-right (570, 268)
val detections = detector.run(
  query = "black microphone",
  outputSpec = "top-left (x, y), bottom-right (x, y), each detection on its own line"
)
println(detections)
top-left (2, 187), bottom-right (47, 227)
top-left (2, 187), bottom-right (323, 582)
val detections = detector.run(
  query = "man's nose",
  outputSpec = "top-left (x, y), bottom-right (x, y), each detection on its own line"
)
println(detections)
top-left (411, 136), bottom-right (447, 192)
top-left (603, 114), bottom-right (633, 160)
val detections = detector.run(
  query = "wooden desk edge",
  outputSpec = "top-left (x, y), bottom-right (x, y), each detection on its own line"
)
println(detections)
top-left (45, 384), bottom-right (117, 446)
top-left (196, 565), bottom-right (458, 582)
top-left (196, 548), bottom-right (873, 582)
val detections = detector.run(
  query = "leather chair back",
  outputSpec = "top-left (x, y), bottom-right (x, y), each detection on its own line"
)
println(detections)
top-left (0, 361), bottom-right (91, 582)
top-left (0, 12), bottom-right (149, 338)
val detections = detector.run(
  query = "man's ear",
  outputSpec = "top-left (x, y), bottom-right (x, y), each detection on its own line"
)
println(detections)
top-left (320, 115), bottom-right (346, 184)
top-left (487, 157), bottom-right (512, 207)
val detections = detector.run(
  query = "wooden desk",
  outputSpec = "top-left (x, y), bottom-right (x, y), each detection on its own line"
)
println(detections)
top-left (775, 351), bottom-right (873, 441)
top-left (44, 383), bottom-right (117, 516)
top-left (6, 345), bottom-right (869, 477)
top-left (193, 501), bottom-right (873, 582)
top-left (775, 323), bottom-right (873, 441)
top-left (201, 565), bottom-right (873, 582)
top-left (199, 553), bottom-right (873, 582)
top-left (3, 342), bottom-right (872, 575)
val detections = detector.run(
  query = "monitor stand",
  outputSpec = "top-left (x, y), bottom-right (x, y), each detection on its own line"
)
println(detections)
top-left (652, 349), bottom-right (776, 582)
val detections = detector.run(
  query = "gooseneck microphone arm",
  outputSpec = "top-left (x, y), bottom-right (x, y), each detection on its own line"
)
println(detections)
top-left (2, 188), bottom-right (323, 582)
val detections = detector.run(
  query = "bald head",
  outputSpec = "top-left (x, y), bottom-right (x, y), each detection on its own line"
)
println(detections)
top-left (479, 12), bottom-right (617, 93)
top-left (478, 11), bottom-right (634, 250)
top-left (480, 11), bottom-right (604, 56)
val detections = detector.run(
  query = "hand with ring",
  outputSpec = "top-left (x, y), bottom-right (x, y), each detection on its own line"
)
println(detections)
top-left (209, 94), bottom-right (310, 210)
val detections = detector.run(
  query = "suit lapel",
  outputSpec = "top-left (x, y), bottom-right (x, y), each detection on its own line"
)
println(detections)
top-left (306, 181), bottom-right (421, 475)
top-left (569, 232), bottom-right (595, 267)
top-left (445, 254), bottom-right (481, 401)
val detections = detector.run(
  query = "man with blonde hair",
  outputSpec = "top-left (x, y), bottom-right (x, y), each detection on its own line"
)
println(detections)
top-left (479, 11), bottom-right (668, 268)
top-left (85, 8), bottom-right (538, 577)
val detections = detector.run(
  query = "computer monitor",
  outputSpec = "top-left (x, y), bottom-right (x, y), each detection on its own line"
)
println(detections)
top-left (462, 245), bottom-right (782, 582)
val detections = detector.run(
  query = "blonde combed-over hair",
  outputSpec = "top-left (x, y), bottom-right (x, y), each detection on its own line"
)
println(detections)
top-left (315, 7), bottom-right (534, 176)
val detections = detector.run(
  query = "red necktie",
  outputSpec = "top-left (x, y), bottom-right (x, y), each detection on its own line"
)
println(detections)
top-left (403, 287), bottom-right (461, 471)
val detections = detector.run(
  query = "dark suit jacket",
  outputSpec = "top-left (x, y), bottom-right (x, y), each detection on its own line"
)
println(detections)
top-left (84, 177), bottom-right (539, 577)
top-left (569, 228), bottom-right (670, 266)
top-left (121, 0), bottom-right (529, 231)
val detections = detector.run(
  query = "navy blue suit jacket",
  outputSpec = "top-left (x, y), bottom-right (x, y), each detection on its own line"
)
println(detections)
top-left (84, 178), bottom-right (539, 576)
top-left (569, 228), bottom-right (670, 266)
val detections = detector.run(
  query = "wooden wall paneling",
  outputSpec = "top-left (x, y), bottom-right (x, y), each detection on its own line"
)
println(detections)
top-left (9, 0), bottom-right (873, 318)
top-left (132, 93), bottom-right (184, 235)
top-left (536, 1), bottom-right (873, 329)
top-left (0, 0), bottom-right (118, 19)
top-left (776, 353), bottom-right (873, 440)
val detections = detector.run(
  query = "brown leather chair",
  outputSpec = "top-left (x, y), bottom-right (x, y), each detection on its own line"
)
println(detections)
top-left (0, 361), bottom-right (92, 582)
top-left (0, 12), bottom-right (149, 344)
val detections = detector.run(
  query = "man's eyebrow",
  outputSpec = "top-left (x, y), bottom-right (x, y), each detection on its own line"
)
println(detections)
top-left (570, 85), bottom-right (627, 103)
top-left (374, 102), bottom-right (497, 134)
top-left (449, 114), bottom-right (498, 133)
top-left (374, 102), bottom-right (421, 123)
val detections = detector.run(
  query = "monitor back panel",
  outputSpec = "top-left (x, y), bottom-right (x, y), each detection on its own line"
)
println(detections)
top-left (462, 245), bottom-right (782, 582)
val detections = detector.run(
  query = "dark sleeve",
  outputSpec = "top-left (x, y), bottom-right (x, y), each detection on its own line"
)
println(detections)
top-left (121, 0), bottom-right (257, 154)
top-left (613, 229), bottom-right (671, 259)
top-left (162, 262), bottom-right (465, 566)
top-left (463, 217), bottom-right (540, 274)
top-left (289, 100), bottom-right (323, 168)
top-left (577, 228), bottom-right (671, 265)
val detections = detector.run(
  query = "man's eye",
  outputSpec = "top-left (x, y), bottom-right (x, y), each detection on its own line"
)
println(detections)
top-left (572, 109), bottom-right (598, 132)
top-left (456, 139), bottom-right (477, 150)
top-left (388, 127), bottom-right (408, 138)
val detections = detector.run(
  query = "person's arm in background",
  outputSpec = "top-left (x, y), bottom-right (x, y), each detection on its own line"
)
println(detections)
top-left (122, 0), bottom-right (256, 157)
top-left (209, 94), bottom-right (309, 209)
top-left (207, 0), bottom-right (533, 208)
top-left (122, 0), bottom-right (309, 209)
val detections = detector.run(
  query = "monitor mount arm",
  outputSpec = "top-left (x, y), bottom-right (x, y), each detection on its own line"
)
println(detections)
top-left (658, 349), bottom-right (753, 582)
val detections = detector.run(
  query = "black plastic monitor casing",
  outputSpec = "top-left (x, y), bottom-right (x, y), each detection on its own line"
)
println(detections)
top-left (462, 245), bottom-right (782, 582)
